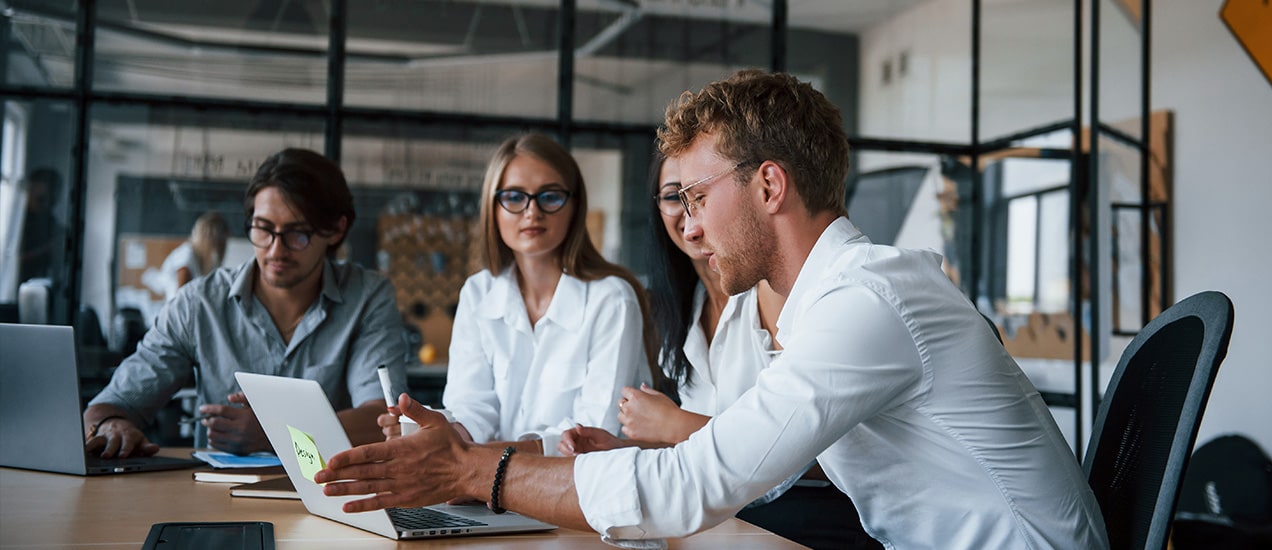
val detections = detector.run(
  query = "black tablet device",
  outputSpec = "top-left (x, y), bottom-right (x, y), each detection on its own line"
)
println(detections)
top-left (141, 521), bottom-right (275, 550)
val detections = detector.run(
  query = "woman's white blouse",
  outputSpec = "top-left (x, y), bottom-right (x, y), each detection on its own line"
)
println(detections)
top-left (677, 284), bottom-right (778, 416)
top-left (442, 267), bottom-right (651, 456)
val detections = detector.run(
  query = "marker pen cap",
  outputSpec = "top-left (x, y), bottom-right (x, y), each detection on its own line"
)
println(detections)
top-left (376, 365), bottom-right (395, 407)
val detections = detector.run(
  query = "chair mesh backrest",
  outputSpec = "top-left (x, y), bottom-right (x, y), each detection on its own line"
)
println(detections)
top-left (1083, 291), bottom-right (1234, 550)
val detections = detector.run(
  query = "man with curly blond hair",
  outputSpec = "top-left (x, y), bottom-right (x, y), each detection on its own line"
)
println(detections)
top-left (316, 70), bottom-right (1110, 550)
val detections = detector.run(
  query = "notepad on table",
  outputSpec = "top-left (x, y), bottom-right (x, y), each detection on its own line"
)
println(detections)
top-left (192, 450), bottom-right (283, 469)
top-left (193, 466), bottom-right (286, 484)
top-left (229, 476), bottom-right (299, 500)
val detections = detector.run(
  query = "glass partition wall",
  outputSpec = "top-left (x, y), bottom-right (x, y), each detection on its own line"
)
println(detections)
top-left (1, 0), bottom-right (1152, 454)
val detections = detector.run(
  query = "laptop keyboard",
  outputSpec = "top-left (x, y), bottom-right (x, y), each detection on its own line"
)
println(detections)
top-left (388, 507), bottom-right (487, 530)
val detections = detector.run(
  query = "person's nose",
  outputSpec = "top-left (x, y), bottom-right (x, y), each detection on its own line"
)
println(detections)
top-left (682, 212), bottom-right (703, 243)
top-left (522, 199), bottom-right (544, 219)
top-left (266, 235), bottom-right (290, 257)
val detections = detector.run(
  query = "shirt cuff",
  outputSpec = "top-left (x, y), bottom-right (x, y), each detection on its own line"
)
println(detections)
top-left (575, 447), bottom-right (651, 540)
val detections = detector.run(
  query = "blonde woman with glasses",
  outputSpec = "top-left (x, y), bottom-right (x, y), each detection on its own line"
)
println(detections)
top-left (381, 134), bottom-right (664, 462)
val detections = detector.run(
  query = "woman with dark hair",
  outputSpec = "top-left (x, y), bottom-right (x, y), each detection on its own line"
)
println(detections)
top-left (561, 152), bottom-right (880, 549)
top-left (382, 134), bottom-right (661, 459)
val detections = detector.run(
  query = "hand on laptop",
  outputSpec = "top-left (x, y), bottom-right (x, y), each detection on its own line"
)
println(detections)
top-left (83, 405), bottom-right (160, 459)
top-left (199, 392), bottom-right (270, 455)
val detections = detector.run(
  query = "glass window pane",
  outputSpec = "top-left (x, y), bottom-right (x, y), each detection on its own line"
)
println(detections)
top-left (1037, 191), bottom-right (1070, 313)
top-left (573, 1), bottom-right (769, 125)
top-left (0, 98), bottom-right (77, 324)
top-left (93, 1), bottom-right (329, 103)
top-left (3, 2), bottom-right (78, 88)
top-left (852, 0), bottom-right (971, 142)
top-left (853, 150), bottom-right (951, 270)
top-left (1005, 195), bottom-right (1038, 312)
top-left (340, 119), bottom-right (518, 366)
top-left (85, 104), bottom-right (324, 328)
top-left (345, 1), bottom-right (557, 117)
top-left (981, 0), bottom-right (1075, 140)
top-left (1097, 0), bottom-right (1143, 140)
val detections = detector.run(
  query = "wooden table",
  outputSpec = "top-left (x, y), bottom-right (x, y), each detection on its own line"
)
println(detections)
top-left (0, 450), bottom-right (804, 549)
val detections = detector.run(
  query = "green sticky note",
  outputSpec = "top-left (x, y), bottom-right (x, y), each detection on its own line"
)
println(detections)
top-left (287, 425), bottom-right (325, 483)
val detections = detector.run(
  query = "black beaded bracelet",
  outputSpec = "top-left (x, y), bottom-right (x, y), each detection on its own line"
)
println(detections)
top-left (490, 446), bottom-right (517, 514)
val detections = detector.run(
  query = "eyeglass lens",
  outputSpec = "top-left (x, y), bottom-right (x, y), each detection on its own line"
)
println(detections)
top-left (248, 226), bottom-right (312, 251)
top-left (496, 189), bottom-right (570, 213)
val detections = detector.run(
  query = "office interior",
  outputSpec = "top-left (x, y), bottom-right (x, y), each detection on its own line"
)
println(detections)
top-left (1, 0), bottom-right (1269, 467)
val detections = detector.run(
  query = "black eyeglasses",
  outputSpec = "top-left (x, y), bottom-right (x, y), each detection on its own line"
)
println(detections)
top-left (494, 189), bottom-right (572, 214)
top-left (246, 224), bottom-right (314, 251)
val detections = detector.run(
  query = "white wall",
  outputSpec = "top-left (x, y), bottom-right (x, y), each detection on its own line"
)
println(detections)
top-left (861, 0), bottom-right (1272, 452)
top-left (1153, 0), bottom-right (1272, 451)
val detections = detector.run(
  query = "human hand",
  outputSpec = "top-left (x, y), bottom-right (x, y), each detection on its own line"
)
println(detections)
top-left (378, 405), bottom-right (402, 440)
top-left (84, 417), bottom-right (159, 459)
top-left (316, 394), bottom-right (474, 513)
top-left (200, 392), bottom-right (270, 455)
top-left (558, 424), bottom-right (623, 456)
top-left (618, 383), bottom-right (684, 444)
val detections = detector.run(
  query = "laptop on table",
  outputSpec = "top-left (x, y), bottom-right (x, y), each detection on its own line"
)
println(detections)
top-left (0, 323), bottom-right (203, 475)
top-left (235, 371), bottom-right (556, 540)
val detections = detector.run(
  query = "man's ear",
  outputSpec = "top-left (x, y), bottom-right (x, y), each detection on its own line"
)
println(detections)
top-left (756, 161), bottom-right (790, 214)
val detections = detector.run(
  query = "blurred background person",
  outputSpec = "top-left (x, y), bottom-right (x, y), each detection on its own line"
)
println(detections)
top-left (16, 167), bottom-right (65, 285)
top-left (153, 211), bottom-right (229, 302)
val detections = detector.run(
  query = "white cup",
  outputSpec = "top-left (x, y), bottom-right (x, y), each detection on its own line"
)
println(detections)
top-left (399, 416), bottom-right (418, 436)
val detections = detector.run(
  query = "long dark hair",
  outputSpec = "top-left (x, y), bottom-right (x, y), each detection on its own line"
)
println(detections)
top-left (645, 151), bottom-right (700, 393)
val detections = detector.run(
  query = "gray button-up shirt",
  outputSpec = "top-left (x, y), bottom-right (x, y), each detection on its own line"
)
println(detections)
top-left (91, 258), bottom-right (408, 448)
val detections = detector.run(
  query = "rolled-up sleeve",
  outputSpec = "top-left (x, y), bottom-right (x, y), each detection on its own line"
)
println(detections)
top-left (573, 285), bottom-right (923, 539)
top-left (89, 291), bottom-right (198, 424)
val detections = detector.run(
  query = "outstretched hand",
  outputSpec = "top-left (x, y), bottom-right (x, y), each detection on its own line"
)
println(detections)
top-left (316, 394), bottom-right (474, 513)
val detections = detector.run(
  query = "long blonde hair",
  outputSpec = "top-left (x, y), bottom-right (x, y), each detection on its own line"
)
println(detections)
top-left (476, 134), bottom-right (667, 394)
top-left (190, 211), bottom-right (229, 273)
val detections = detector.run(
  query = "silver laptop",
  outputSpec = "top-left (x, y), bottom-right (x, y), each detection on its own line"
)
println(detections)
top-left (0, 323), bottom-right (203, 475)
top-left (235, 371), bottom-right (556, 540)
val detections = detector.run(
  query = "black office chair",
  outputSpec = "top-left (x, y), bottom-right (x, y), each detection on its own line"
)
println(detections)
top-left (1082, 291), bottom-right (1235, 550)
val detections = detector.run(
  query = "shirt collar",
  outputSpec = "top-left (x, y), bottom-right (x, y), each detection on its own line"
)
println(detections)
top-left (478, 266), bottom-right (586, 331)
top-left (775, 217), bottom-right (868, 345)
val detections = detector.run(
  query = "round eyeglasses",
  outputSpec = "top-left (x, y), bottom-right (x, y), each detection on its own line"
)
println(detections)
top-left (495, 189), bottom-right (572, 214)
top-left (247, 224), bottom-right (314, 252)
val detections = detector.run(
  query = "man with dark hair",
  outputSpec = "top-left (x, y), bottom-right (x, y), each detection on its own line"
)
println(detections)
top-left (315, 71), bottom-right (1109, 549)
top-left (85, 148), bottom-right (407, 457)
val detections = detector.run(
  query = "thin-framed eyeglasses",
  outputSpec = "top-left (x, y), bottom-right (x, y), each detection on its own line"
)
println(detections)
top-left (676, 162), bottom-right (744, 218)
top-left (495, 188), bottom-right (572, 214)
top-left (246, 224), bottom-right (314, 252)
top-left (653, 186), bottom-right (684, 217)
